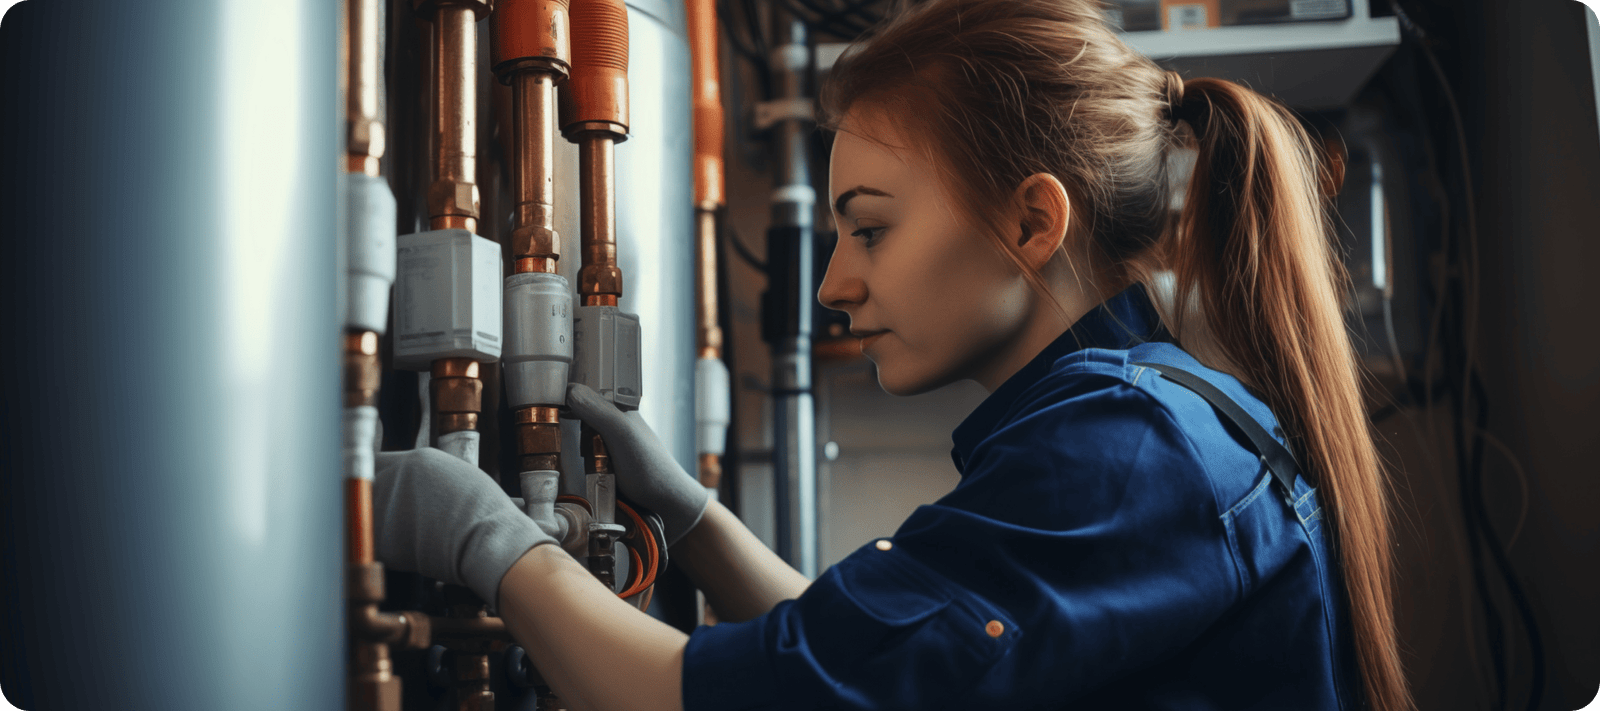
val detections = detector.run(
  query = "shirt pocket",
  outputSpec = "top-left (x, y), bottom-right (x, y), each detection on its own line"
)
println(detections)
top-left (798, 542), bottom-right (1021, 706)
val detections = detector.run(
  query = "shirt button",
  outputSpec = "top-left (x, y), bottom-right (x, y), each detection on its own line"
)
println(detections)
top-left (986, 620), bottom-right (1005, 638)
top-left (875, 539), bottom-right (893, 551)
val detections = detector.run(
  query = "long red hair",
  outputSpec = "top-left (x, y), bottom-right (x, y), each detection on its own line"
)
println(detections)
top-left (819, 2), bottom-right (1412, 709)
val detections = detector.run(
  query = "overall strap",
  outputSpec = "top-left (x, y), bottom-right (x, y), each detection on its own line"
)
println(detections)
top-left (1132, 361), bottom-right (1302, 495)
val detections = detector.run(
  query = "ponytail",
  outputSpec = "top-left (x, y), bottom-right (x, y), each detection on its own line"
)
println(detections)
top-left (1167, 76), bottom-right (1414, 711)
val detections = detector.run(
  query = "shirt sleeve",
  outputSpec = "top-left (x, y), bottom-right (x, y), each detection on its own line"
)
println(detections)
top-left (681, 372), bottom-right (1243, 710)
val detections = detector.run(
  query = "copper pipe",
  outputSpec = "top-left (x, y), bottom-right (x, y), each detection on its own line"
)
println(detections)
top-left (432, 357), bottom-right (483, 435)
top-left (495, 0), bottom-right (570, 276)
top-left (695, 208), bottom-right (721, 359)
top-left (347, 478), bottom-right (375, 565)
top-left (426, 2), bottom-right (485, 233)
top-left (575, 135), bottom-right (622, 305)
top-left (346, 0), bottom-right (385, 176)
top-left (509, 72), bottom-right (560, 275)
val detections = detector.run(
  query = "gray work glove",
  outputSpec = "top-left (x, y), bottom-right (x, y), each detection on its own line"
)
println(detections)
top-left (372, 448), bottom-right (557, 611)
top-left (565, 383), bottom-right (710, 546)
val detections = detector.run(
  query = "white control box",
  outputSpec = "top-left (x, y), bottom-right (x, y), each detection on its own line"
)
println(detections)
top-left (570, 305), bottom-right (642, 411)
top-left (393, 229), bottom-right (503, 369)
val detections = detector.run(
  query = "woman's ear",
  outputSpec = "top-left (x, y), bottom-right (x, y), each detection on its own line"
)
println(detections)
top-left (1011, 173), bottom-right (1071, 272)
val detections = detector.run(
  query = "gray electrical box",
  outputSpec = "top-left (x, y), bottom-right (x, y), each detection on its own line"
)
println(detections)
top-left (393, 229), bottom-right (504, 370)
top-left (570, 305), bottom-right (642, 411)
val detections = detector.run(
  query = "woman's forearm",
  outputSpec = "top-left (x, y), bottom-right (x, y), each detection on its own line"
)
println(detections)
top-left (497, 544), bottom-right (688, 711)
top-left (671, 500), bottom-right (813, 622)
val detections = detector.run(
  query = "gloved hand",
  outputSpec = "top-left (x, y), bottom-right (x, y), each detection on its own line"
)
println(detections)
top-left (565, 383), bottom-right (710, 545)
top-left (372, 448), bottom-right (557, 610)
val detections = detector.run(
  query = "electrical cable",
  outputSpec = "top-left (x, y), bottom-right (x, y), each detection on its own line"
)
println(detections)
top-left (1391, 4), bottom-right (1546, 709)
top-left (722, 208), bottom-right (769, 272)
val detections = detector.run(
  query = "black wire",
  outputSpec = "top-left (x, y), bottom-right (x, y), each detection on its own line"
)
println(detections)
top-left (1392, 3), bottom-right (1546, 709)
top-left (721, 208), bottom-right (768, 272)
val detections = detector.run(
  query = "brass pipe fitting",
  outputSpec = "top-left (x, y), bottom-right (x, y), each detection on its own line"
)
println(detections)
top-left (344, 331), bottom-right (383, 408)
top-left (432, 357), bottom-right (483, 435)
top-left (515, 405), bottom-right (562, 473)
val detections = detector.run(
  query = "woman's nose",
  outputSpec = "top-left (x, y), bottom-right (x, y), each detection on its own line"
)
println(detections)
top-left (816, 246), bottom-right (866, 312)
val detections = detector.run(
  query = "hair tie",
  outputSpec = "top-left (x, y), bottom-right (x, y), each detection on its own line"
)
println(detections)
top-left (1164, 70), bottom-right (1190, 113)
top-left (1164, 71), bottom-right (1203, 129)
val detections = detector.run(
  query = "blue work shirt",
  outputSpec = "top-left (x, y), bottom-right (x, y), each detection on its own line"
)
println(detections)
top-left (682, 283), bottom-right (1359, 710)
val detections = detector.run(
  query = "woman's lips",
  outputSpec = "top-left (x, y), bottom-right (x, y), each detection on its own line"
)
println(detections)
top-left (859, 331), bottom-right (888, 350)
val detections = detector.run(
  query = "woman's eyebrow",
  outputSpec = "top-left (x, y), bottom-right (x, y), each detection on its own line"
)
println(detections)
top-left (833, 185), bottom-right (894, 215)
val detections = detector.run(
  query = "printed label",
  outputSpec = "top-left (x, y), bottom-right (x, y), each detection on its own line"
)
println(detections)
top-left (1290, 0), bottom-right (1347, 20)
top-left (1168, 4), bottom-right (1208, 30)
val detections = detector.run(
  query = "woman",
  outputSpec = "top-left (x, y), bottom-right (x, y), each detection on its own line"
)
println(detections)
top-left (373, 0), bottom-right (1412, 708)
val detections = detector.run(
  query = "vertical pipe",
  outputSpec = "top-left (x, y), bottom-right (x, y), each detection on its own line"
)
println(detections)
top-left (417, 3), bottom-right (495, 710)
top-left (564, 0), bottom-right (631, 590)
top-left (764, 11), bottom-right (817, 578)
top-left (345, 0), bottom-right (403, 708)
top-left (495, 0), bottom-right (570, 481)
top-left (428, 3), bottom-right (482, 234)
top-left (689, 0), bottom-right (728, 496)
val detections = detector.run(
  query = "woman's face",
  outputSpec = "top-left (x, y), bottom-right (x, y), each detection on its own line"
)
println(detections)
top-left (818, 110), bottom-right (1035, 396)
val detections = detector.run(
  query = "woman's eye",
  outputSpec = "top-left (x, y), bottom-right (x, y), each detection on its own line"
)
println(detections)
top-left (851, 226), bottom-right (885, 246)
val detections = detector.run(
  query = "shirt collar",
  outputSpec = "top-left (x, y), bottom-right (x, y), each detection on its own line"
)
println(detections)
top-left (949, 281), bottom-right (1171, 473)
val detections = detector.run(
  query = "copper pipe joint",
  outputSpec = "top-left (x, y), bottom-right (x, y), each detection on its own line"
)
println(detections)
top-left (699, 453), bottom-right (722, 489)
top-left (516, 406), bottom-right (563, 471)
top-left (492, 0), bottom-right (572, 77)
top-left (352, 604), bottom-right (434, 650)
top-left (453, 653), bottom-right (494, 711)
top-left (433, 358), bottom-right (481, 379)
top-left (431, 615), bottom-right (513, 642)
top-left (433, 357), bottom-right (483, 434)
top-left (350, 642), bottom-right (402, 711)
top-left (515, 257), bottom-right (557, 274)
top-left (426, 2), bottom-right (484, 228)
top-left (344, 331), bottom-right (382, 408)
top-left (564, 0), bottom-right (629, 132)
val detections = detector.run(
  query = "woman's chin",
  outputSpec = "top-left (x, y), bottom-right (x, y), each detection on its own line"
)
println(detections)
top-left (872, 362), bottom-right (941, 397)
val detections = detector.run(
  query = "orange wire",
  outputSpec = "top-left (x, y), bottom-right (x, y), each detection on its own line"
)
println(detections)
top-left (616, 500), bottom-right (659, 599)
